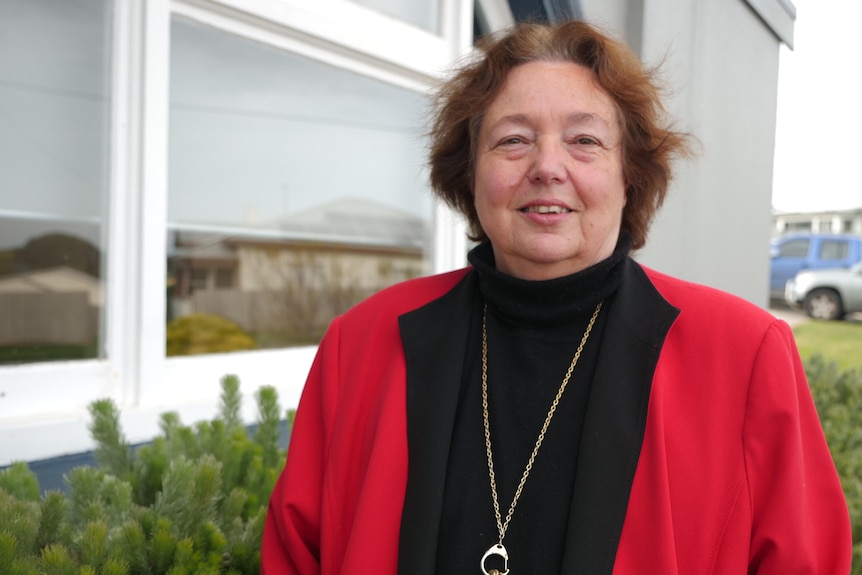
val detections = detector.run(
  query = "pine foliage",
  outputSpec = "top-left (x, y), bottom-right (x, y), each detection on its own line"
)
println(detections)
top-left (806, 354), bottom-right (862, 573)
top-left (0, 375), bottom-right (291, 574)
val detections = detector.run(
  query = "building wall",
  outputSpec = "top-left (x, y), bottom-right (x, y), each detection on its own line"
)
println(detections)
top-left (583, 0), bottom-right (791, 306)
top-left (0, 0), bottom-right (473, 466)
top-left (0, 0), bottom-right (792, 465)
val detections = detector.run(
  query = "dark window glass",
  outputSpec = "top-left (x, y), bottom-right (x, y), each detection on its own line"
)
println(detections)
top-left (777, 239), bottom-right (809, 258)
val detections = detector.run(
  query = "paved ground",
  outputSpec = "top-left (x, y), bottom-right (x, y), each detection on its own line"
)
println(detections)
top-left (768, 302), bottom-right (862, 326)
top-left (769, 305), bottom-right (809, 327)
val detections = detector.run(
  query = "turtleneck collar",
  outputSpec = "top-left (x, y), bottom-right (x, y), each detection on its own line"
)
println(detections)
top-left (467, 233), bottom-right (632, 327)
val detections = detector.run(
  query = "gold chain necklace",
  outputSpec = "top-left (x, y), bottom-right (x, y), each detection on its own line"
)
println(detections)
top-left (479, 300), bottom-right (603, 575)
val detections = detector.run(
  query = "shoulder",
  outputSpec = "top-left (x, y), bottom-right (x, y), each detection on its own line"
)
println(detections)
top-left (639, 264), bottom-right (779, 333)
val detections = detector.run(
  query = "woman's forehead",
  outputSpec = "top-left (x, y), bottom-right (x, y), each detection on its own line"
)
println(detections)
top-left (482, 61), bottom-right (621, 130)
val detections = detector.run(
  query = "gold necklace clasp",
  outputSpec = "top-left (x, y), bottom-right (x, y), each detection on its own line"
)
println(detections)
top-left (480, 543), bottom-right (510, 575)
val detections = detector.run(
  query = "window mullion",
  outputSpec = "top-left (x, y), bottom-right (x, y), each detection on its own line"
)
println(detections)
top-left (105, 0), bottom-right (143, 405)
top-left (136, 0), bottom-right (171, 408)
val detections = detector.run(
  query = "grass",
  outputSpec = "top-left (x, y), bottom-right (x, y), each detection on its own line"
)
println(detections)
top-left (792, 318), bottom-right (862, 372)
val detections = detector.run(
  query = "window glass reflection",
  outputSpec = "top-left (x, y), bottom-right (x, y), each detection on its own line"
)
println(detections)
top-left (0, 0), bottom-right (111, 365)
top-left (350, 0), bottom-right (439, 33)
top-left (167, 18), bottom-right (433, 355)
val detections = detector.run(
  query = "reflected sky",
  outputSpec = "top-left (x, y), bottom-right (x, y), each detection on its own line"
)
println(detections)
top-left (0, 2), bottom-right (435, 249)
top-left (0, 0), bottom-right (111, 223)
top-left (169, 17), bottom-right (435, 231)
top-left (351, 0), bottom-right (439, 33)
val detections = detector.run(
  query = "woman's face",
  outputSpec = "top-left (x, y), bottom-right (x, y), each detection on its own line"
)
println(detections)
top-left (474, 60), bottom-right (627, 280)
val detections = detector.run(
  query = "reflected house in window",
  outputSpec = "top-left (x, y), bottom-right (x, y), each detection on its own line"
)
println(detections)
top-left (168, 197), bottom-right (429, 345)
top-left (0, 267), bottom-right (101, 350)
top-left (0, 233), bottom-right (102, 361)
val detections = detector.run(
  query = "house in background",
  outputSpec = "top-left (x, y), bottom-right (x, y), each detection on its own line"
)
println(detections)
top-left (0, 0), bottom-right (795, 466)
top-left (772, 207), bottom-right (862, 237)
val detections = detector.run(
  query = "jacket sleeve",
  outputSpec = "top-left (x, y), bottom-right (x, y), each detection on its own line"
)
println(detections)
top-left (261, 317), bottom-right (343, 575)
top-left (744, 320), bottom-right (852, 573)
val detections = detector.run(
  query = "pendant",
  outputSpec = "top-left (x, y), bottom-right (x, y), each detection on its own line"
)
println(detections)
top-left (480, 543), bottom-right (509, 575)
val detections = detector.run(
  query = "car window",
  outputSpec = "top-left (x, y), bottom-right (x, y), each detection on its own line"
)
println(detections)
top-left (777, 239), bottom-right (809, 258)
top-left (819, 240), bottom-right (849, 261)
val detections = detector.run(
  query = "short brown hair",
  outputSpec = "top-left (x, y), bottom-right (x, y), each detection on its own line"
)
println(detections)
top-left (428, 20), bottom-right (690, 250)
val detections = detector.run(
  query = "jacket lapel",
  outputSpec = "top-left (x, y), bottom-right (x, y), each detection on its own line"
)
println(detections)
top-left (397, 271), bottom-right (478, 575)
top-left (561, 259), bottom-right (679, 574)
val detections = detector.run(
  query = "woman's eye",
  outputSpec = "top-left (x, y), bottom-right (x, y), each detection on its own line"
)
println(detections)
top-left (499, 136), bottom-right (526, 146)
top-left (573, 136), bottom-right (599, 146)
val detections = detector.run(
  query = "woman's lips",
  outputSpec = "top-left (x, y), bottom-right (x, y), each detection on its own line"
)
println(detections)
top-left (519, 205), bottom-right (573, 214)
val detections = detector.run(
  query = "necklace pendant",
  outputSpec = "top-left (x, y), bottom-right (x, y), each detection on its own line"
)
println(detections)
top-left (480, 543), bottom-right (509, 575)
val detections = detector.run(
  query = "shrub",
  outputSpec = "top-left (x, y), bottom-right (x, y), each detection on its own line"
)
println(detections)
top-left (3, 359), bottom-right (861, 572)
top-left (166, 314), bottom-right (256, 356)
top-left (806, 354), bottom-right (862, 572)
top-left (0, 375), bottom-right (290, 574)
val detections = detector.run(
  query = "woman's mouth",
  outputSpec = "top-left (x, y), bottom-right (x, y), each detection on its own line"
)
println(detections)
top-left (520, 205), bottom-right (572, 214)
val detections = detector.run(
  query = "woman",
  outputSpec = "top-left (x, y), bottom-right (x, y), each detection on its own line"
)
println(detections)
top-left (261, 20), bottom-right (851, 574)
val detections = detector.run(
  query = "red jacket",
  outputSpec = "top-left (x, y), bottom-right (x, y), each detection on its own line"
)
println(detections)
top-left (261, 260), bottom-right (851, 574)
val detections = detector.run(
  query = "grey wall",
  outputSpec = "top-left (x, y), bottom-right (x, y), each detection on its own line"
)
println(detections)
top-left (582, 0), bottom-right (787, 307)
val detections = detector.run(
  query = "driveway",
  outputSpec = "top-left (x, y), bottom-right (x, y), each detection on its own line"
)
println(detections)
top-left (769, 303), bottom-right (810, 327)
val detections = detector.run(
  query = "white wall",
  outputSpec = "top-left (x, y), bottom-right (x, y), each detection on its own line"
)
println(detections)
top-left (583, 0), bottom-right (788, 307)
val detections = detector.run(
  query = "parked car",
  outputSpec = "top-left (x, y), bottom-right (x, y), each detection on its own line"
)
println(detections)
top-left (769, 233), bottom-right (862, 299)
top-left (785, 263), bottom-right (862, 320)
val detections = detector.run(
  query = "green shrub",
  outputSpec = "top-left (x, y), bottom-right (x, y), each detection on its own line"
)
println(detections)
top-left (806, 354), bottom-right (862, 572)
top-left (0, 375), bottom-right (290, 574)
top-left (4, 360), bottom-right (861, 572)
top-left (166, 314), bottom-right (256, 356)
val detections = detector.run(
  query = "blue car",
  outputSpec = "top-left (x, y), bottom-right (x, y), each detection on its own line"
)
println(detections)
top-left (769, 233), bottom-right (862, 299)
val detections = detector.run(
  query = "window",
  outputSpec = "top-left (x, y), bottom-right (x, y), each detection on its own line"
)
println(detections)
top-left (0, 0), bottom-right (472, 466)
top-left (820, 240), bottom-right (849, 261)
top-left (166, 17), bottom-right (433, 353)
top-left (0, 0), bottom-right (112, 366)
top-left (777, 239), bottom-right (809, 258)
top-left (215, 268), bottom-right (235, 289)
top-left (784, 221), bottom-right (812, 233)
top-left (189, 269), bottom-right (210, 292)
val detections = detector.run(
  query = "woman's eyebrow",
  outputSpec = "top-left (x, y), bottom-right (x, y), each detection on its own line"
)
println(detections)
top-left (567, 111), bottom-right (611, 129)
top-left (488, 114), bottom-right (532, 129)
top-left (485, 111), bottom-right (615, 133)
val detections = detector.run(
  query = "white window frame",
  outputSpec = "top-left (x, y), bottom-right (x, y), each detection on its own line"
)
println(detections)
top-left (0, 0), bottom-right (474, 466)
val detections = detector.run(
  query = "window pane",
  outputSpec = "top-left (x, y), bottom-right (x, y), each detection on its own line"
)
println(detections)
top-left (820, 241), bottom-right (848, 261)
top-left (350, 0), bottom-right (439, 33)
top-left (777, 239), bottom-right (809, 258)
top-left (167, 18), bottom-right (433, 356)
top-left (0, 0), bottom-right (111, 365)
top-left (784, 221), bottom-right (812, 233)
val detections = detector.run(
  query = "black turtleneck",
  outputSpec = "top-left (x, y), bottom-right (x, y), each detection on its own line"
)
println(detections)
top-left (434, 236), bottom-right (631, 575)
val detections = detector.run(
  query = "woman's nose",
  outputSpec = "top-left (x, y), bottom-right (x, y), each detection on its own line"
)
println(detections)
top-left (528, 139), bottom-right (568, 184)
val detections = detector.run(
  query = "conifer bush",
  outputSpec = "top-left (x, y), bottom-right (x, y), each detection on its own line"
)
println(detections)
top-left (0, 375), bottom-right (290, 575)
top-left (806, 354), bottom-right (862, 573)
top-left (3, 361), bottom-right (861, 572)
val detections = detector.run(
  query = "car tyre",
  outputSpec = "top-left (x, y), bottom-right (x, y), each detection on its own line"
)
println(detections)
top-left (803, 288), bottom-right (844, 320)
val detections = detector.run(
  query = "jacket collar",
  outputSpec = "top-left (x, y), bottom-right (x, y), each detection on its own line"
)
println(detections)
top-left (397, 259), bottom-right (679, 575)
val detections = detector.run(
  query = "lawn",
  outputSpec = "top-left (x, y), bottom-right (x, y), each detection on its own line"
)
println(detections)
top-left (792, 318), bottom-right (862, 372)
